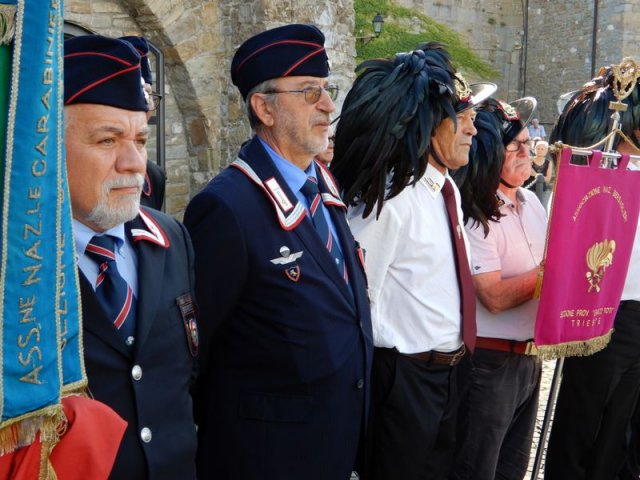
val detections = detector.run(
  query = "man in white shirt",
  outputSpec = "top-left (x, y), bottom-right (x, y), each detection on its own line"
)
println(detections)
top-left (451, 98), bottom-right (546, 480)
top-left (331, 42), bottom-right (495, 479)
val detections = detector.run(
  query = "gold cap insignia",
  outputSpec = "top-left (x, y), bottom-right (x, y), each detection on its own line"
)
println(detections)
top-left (611, 57), bottom-right (640, 103)
top-left (497, 100), bottom-right (520, 121)
top-left (454, 73), bottom-right (471, 102)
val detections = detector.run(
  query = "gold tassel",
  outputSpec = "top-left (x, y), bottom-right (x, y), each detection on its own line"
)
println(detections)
top-left (533, 264), bottom-right (544, 299)
top-left (535, 329), bottom-right (613, 361)
top-left (0, 4), bottom-right (16, 45)
top-left (38, 407), bottom-right (68, 480)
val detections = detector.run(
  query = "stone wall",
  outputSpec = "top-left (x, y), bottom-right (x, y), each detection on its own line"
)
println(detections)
top-left (64, 0), bottom-right (356, 218)
top-left (394, 0), bottom-right (526, 101)
top-left (525, 0), bottom-right (639, 133)
top-left (62, 0), bottom-right (640, 216)
top-left (393, 0), bottom-right (640, 137)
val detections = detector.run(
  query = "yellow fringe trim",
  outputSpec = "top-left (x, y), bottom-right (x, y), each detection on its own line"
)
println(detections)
top-left (0, 4), bottom-right (16, 45)
top-left (0, 403), bottom-right (68, 480)
top-left (535, 329), bottom-right (613, 361)
top-left (0, 404), bottom-right (61, 455)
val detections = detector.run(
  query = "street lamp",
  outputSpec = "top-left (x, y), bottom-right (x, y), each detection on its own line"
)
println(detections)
top-left (372, 13), bottom-right (384, 37)
top-left (357, 13), bottom-right (384, 45)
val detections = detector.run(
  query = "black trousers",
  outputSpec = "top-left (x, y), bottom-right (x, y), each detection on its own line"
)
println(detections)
top-left (365, 347), bottom-right (459, 480)
top-left (545, 302), bottom-right (640, 480)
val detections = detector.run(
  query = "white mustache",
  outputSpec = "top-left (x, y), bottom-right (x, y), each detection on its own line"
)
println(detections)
top-left (105, 174), bottom-right (144, 190)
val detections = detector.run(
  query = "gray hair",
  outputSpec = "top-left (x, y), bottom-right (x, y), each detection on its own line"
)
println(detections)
top-left (245, 78), bottom-right (278, 130)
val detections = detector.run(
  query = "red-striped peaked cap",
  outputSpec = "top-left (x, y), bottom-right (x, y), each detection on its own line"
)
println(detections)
top-left (120, 35), bottom-right (152, 85)
top-left (64, 35), bottom-right (148, 112)
top-left (231, 24), bottom-right (330, 100)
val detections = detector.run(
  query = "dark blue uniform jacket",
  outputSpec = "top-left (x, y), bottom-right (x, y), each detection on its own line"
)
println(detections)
top-left (184, 137), bottom-right (373, 480)
top-left (81, 208), bottom-right (198, 480)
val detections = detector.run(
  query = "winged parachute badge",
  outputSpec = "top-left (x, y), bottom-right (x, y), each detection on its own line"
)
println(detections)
top-left (586, 239), bottom-right (616, 293)
top-left (270, 245), bottom-right (303, 265)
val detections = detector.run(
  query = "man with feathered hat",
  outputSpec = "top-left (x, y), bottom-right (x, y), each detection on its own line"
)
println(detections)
top-left (545, 60), bottom-right (640, 480)
top-left (450, 97), bottom-right (547, 480)
top-left (331, 42), bottom-right (495, 479)
top-left (184, 24), bottom-right (372, 480)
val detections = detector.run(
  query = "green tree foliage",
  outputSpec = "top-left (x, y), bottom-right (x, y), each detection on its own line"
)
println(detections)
top-left (355, 0), bottom-right (498, 80)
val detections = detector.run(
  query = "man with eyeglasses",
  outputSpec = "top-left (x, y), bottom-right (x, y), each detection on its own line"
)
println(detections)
top-left (331, 43), bottom-right (495, 479)
top-left (451, 98), bottom-right (546, 480)
top-left (120, 35), bottom-right (167, 211)
top-left (315, 125), bottom-right (335, 166)
top-left (184, 24), bottom-right (372, 480)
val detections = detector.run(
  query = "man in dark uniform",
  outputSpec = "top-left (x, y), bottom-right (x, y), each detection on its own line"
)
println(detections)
top-left (64, 35), bottom-right (198, 479)
top-left (184, 24), bottom-right (373, 480)
top-left (120, 35), bottom-right (167, 211)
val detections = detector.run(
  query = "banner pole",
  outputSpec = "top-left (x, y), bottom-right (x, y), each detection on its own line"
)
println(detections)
top-left (531, 358), bottom-right (564, 479)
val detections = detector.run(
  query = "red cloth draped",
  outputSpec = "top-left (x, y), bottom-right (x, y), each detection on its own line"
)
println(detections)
top-left (0, 396), bottom-right (126, 480)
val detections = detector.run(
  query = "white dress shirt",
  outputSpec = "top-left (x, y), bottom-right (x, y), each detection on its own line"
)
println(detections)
top-left (465, 188), bottom-right (547, 340)
top-left (348, 164), bottom-right (467, 353)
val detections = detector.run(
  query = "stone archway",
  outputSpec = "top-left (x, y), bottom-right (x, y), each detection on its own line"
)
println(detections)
top-left (65, 0), bottom-right (356, 217)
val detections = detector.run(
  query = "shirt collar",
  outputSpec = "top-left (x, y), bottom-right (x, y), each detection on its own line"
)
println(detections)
top-left (258, 136), bottom-right (315, 195)
top-left (496, 187), bottom-right (526, 209)
top-left (419, 162), bottom-right (450, 198)
top-left (73, 219), bottom-right (127, 261)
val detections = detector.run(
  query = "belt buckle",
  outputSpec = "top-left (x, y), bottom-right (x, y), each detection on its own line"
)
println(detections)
top-left (524, 341), bottom-right (538, 356)
top-left (449, 345), bottom-right (466, 366)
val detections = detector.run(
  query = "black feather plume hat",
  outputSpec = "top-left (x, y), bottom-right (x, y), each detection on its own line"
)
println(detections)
top-left (331, 41), bottom-right (496, 219)
top-left (550, 58), bottom-right (640, 150)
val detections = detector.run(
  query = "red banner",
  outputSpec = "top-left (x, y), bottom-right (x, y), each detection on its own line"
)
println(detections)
top-left (534, 147), bottom-right (640, 359)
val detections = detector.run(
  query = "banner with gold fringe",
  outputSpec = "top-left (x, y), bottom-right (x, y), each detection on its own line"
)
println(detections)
top-left (534, 147), bottom-right (640, 359)
top-left (0, 0), bottom-right (86, 476)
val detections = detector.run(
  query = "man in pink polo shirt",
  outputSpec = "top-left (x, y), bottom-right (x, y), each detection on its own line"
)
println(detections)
top-left (452, 98), bottom-right (547, 480)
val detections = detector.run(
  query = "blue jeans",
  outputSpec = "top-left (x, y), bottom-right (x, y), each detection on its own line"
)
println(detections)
top-left (451, 348), bottom-right (541, 480)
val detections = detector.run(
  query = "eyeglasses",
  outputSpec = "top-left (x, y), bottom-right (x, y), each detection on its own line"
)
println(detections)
top-left (264, 85), bottom-right (339, 104)
top-left (505, 138), bottom-right (531, 152)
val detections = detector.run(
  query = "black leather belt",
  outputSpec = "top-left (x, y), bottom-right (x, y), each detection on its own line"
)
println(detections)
top-left (620, 300), bottom-right (640, 313)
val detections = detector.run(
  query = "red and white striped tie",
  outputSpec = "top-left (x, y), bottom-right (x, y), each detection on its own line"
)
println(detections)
top-left (86, 235), bottom-right (136, 341)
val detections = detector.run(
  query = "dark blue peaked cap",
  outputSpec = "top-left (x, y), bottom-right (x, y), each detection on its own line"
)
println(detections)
top-left (64, 35), bottom-right (148, 112)
top-left (120, 35), bottom-right (153, 85)
top-left (231, 24), bottom-right (329, 100)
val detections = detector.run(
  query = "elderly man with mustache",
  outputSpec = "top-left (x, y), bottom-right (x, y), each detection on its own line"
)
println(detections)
top-left (64, 35), bottom-right (198, 479)
top-left (184, 24), bottom-right (373, 480)
top-left (451, 98), bottom-right (546, 480)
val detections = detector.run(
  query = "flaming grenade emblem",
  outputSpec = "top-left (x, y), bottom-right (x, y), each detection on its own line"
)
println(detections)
top-left (586, 240), bottom-right (616, 293)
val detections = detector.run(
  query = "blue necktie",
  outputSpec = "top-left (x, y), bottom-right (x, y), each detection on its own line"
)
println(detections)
top-left (85, 235), bottom-right (136, 341)
top-left (300, 176), bottom-right (348, 283)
